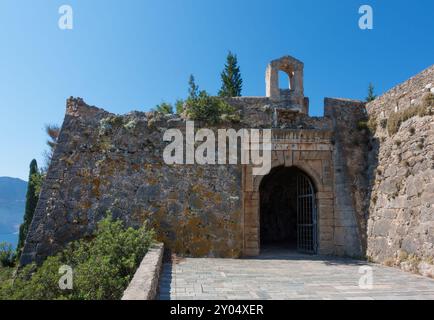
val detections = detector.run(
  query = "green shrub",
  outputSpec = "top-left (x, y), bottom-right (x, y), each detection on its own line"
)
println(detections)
top-left (0, 265), bottom-right (14, 282)
top-left (185, 90), bottom-right (240, 124)
top-left (356, 117), bottom-right (377, 134)
top-left (387, 97), bottom-right (433, 136)
top-left (0, 215), bottom-right (155, 300)
top-left (356, 120), bottom-right (368, 131)
top-left (154, 102), bottom-right (173, 115)
top-left (0, 243), bottom-right (16, 267)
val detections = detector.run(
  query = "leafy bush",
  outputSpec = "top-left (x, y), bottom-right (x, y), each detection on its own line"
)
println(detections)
top-left (185, 90), bottom-right (240, 124)
top-left (0, 265), bottom-right (14, 283)
top-left (0, 243), bottom-right (16, 267)
top-left (356, 117), bottom-right (377, 134)
top-left (184, 74), bottom-right (240, 124)
top-left (0, 215), bottom-right (155, 300)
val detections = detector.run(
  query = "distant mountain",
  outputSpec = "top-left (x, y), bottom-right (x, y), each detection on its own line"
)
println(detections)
top-left (0, 177), bottom-right (27, 201)
top-left (0, 177), bottom-right (27, 247)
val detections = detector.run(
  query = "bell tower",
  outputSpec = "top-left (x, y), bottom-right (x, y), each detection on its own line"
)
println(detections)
top-left (265, 55), bottom-right (308, 113)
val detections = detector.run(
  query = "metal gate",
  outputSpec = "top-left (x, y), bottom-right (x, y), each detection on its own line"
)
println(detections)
top-left (296, 173), bottom-right (318, 254)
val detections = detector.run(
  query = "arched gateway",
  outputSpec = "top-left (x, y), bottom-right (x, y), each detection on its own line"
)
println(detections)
top-left (259, 166), bottom-right (318, 253)
top-left (242, 129), bottom-right (336, 257)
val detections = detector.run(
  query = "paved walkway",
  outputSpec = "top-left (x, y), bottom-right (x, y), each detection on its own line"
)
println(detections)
top-left (158, 249), bottom-right (434, 300)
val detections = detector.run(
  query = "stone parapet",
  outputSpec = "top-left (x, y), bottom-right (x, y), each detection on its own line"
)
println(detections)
top-left (122, 242), bottom-right (164, 300)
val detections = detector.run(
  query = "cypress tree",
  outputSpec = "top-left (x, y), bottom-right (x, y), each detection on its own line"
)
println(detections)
top-left (366, 83), bottom-right (377, 102)
top-left (219, 51), bottom-right (243, 97)
top-left (17, 159), bottom-right (40, 257)
top-left (188, 74), bottom-right (199, 99)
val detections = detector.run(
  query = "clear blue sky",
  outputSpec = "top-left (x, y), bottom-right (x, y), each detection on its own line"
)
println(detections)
top-left (0, 0), bottom-right (433, 180)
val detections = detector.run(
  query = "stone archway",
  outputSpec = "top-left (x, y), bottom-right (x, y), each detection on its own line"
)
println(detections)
top-left (242, 144), bottom-right (335, 257)
top-left (259, 166), bottom-right (318, 253)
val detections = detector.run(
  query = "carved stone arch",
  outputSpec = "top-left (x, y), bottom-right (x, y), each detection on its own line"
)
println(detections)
top-left (243, 153), bottom-right (333, 257)
top-left (289, 163), bottom-right (323, 193)
top-left (252, 154), bottom-right (323, 193)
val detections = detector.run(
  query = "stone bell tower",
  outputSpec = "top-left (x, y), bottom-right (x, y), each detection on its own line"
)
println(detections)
top-left (265, 55), bottom-right (308, 114)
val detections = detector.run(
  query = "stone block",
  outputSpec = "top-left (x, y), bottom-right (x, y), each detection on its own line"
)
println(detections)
top-left (320, 232), bottom-right (333, 241)
top-left (244, 248), bottom-right (259, 256)
top-left (284, 150), bottom-right (293, 167)
top-left (299, 151), bottom-right (332, 160)
top-left (317, 191), bottom-right (334, 199)
top-left (372, 220), bottom-right (391, 237)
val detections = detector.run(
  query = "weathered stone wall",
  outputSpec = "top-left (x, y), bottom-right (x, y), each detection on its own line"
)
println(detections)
top-left (366, 65), bottom-right (434, 277)
top-left (21, 98), bottom-right (244, 265)
top-left (325, 98), bottom-right (369, 258)
top-left (21, 88), bottom-right (372, 265)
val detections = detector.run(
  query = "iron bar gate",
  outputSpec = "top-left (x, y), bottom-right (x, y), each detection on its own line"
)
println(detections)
top-left (296, 173), bottom-right (318, 254)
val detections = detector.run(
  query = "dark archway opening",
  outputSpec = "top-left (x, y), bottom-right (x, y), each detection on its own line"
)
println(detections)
top-left (259, 166), bottom-right (317, 253)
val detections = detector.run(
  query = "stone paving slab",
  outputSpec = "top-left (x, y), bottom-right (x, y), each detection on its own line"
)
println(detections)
top-left (158, 250), bottom-right (434, 300)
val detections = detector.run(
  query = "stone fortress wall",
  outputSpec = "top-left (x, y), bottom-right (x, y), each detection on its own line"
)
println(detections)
top-left (20, 56), bottom-right (434, 278)
top-left (366, 66), bottom-right (434, 276)
top-left (20, 100), bottom-right (245, 265)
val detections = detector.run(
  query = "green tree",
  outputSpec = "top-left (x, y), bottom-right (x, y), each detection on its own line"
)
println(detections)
top-left (219, 51), bottom-right (243, 97)
top-left (366, 83), bottom-right (377, 102)
top-left (155, 102), bottom-right (173, 114)
top-left (188, 74), bottom-right (199, 99)
top-left (17, 160), bottom-right (41, 258)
